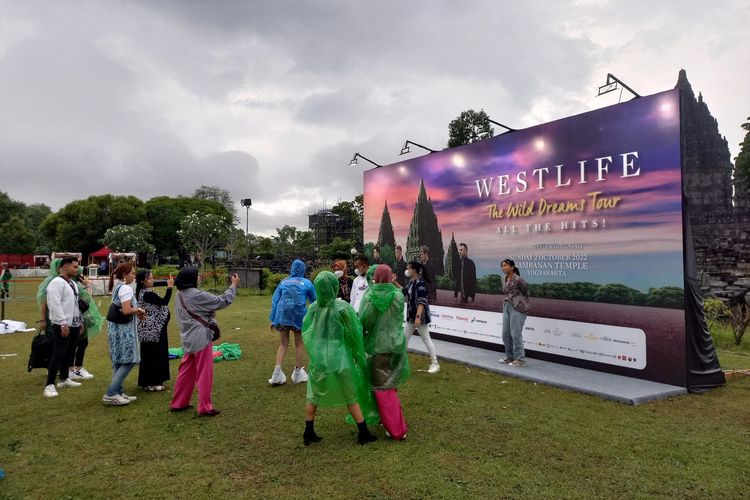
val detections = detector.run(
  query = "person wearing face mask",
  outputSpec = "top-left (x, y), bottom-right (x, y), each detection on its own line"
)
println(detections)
top-left (349, 255), bottom-right (370, 313)
top-left (332, 260), bottom-right (352, 302)
top-left (397, 261), bottom-right (440, 374)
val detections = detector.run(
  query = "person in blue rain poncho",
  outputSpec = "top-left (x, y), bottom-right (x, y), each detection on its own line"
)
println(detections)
top-left (301, 271), bottom-right (379, 446)
top-left (268, 259), bottom-right (317, 386)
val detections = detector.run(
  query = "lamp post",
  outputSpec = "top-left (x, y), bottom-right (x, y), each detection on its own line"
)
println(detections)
top-left (597, 73), bottom-right (641, 100)
top-left (240, 198), bottom-right (252, 236)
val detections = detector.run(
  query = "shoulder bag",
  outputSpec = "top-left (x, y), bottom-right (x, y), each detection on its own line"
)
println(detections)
top-left (178, 292), bottom-right (221, 342)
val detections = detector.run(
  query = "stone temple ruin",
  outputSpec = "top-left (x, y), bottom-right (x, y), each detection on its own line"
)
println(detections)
top-left (677, 69), bottom-right (750, 300)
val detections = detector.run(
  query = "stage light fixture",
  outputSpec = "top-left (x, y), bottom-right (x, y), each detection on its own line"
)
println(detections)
top-left (597, 73), bottom-right (641, 100)
top-left (487, 119), bottom-right (517, 134)
top-left (399, 140), bottom-right (437, 156)
top-left (348, 152), bottom-right (382, 168)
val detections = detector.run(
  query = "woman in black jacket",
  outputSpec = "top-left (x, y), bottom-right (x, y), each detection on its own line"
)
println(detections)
top-left (135, 270), bottom-right (174, 391)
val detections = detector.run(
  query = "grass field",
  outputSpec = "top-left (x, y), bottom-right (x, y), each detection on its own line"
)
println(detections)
top-left (0, 280), bottom-right (749, 499)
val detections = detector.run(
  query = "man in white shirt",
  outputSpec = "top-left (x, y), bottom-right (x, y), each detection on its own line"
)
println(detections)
top-left (44, 257), bottom-right (83, 398)
top-left (349, 255), bottom-right (370, 313)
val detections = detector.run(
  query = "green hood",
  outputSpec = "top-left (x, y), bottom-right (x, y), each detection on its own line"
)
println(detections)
top-left (314, 270), bottom-right (339, 307)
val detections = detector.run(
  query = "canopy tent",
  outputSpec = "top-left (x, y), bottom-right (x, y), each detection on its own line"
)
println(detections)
top-left (89, 246), bottom-right (111, 258)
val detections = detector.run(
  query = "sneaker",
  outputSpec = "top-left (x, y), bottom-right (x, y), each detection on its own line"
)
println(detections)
top-left (68, 370), bottom-right (84, 381)
top-left (44, 384), bottom-right (59, 398)
top-left (102, 394), bottom-right (130, 406)
top-left (511, 359), bottom-right (527, 367)
top-left (427, 362), bottom-right (441, 374)
top-left (500, 357), bottom-right (514, 365)
top-left (121, 393), bottom-right (138, 401)
top-left (76, 368), bottom-right (94, 379)
top-left (57, 378), bottom-right (82, 388)
top-left (291, 367), bottom-right (308, 384)
top-left (153, 385), bottom-right (166, 392)
top-left (268, 365), bottom-right (287, 385)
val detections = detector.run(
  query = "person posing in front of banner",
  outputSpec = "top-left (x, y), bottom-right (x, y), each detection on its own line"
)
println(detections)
top-left (268, 259), bottom-right (317, 386)
top-left (104, 262), bottom-right (146, 406)
top-left (42, 256), bottom-right (83, 398)
top-left (170, 268), bottom-right (239, 416)
top-left (350, 255), bottom-right (370, 313)
top-left (499, 259), bottom-right (531, 367)
top-left (397, 261), bottom-right (440, 374)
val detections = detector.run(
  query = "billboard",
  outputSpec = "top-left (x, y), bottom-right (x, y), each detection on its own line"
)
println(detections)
top-left (364, 89), bottom-right (687, 386)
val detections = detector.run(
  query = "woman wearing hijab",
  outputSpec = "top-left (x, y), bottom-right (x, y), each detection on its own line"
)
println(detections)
top-left (332, 260), bottom-right (352, 302)
top-left (301, 271), bottom-right (378, 446)
top-left (169, 267), bottom-right (240, 416)
top-left (135, 269), bottom-right (174, 391)
top-left (357, 264), bottom-right (410, 440)
top-left (268, 259), bottom-right (316, 386)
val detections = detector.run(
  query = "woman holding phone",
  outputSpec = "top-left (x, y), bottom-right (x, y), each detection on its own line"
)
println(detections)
top-left (135, 270), bottom-right (174, 392)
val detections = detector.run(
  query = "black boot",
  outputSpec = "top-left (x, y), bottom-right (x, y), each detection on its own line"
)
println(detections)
top-left (357, 421), bottom-right (377, 445)
top-left (303, 420), bottom-right (322, 446)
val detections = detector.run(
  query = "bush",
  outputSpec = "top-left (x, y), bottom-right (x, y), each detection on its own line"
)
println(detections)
top-left (704, 298), bottom-right (728, 330)
top-left (150, 265), bottom-right (180, 278)
top-left (261, 267), bottom-right (287, 292)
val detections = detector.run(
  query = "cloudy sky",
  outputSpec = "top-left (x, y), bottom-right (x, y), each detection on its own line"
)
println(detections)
top-left (1, 0), bottom-right (748, 236)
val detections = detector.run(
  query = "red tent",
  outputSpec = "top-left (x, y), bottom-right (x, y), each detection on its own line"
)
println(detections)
top-left (90, 246), bottom-right (111, 258)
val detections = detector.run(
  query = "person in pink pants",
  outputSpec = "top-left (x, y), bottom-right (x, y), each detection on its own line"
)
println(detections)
top-left (169, 267), bottom-right (240, 416)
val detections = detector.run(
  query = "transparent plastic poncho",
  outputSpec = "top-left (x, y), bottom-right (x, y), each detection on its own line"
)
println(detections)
top-left (357, 282), bottom-right (411, 390)
top-left (302, 271), bottom-right (379, 423)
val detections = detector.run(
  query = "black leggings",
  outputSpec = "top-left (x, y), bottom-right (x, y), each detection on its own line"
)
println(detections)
top-left (46, 325), bottom-right (80, 386)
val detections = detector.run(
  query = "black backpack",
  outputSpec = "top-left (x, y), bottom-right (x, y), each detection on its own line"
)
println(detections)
top-left (27, 331), bottom-right (52, 372)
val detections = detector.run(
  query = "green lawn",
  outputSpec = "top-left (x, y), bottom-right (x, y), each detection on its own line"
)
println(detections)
top-left (1, 281), bottom-right (749, 499)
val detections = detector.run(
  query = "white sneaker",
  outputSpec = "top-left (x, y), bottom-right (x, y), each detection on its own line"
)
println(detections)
top-left (291, 367), bottom-right (308, 384)
top-left (121, 393), bottom-right (138, 401)
top-left (76, 367), bottom-right (94, 379)
top-left (427, 362), bottom-right (441, 374)
top-left (268, 365), bottom-right (287, 385)
top-left (68, 370), bottom-right (84, 381)
top-left (102, 394), bottom-right (131, 406)
top-left (44, 384), bottom-right (59, 398)
top-left (57, 378), bottom-right (82, 388)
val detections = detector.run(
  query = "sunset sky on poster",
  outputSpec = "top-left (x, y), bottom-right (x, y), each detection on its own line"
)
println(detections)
top-left (364, 89), bottom-right (683, 292)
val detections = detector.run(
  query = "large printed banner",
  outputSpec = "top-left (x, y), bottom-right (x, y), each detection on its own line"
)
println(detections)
top-left (364, 89), bottom-right (686, 386)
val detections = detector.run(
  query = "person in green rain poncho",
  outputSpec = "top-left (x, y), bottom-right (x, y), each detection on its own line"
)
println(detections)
top-left (37, 259), bottom-right (103, 380)
top-left (357, 264), bottom-right (411, 440)
top-left (301, 271), bottom-right (379, 446)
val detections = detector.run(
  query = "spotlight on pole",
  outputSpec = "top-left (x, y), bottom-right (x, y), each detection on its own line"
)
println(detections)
top-left (487, 118), bottom-right (517, 134)
top-left (348, 152), bottom-right (382, 168)
top-left (597, 73), bottom-right (641, 100)
top-left (240, 198), bottom-right (252, 235)
top-left (399, 140), bottom-right (437, 156)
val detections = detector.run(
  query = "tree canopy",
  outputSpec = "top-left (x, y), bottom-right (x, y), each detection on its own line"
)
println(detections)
top-left (447, 109), bottom-right (495, 148)
top-left (734, 116), bottom-right (750, 190)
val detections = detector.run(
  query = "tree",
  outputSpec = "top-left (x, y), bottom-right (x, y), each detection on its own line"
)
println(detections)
top-left (734, 116), bottom-right (750, 190)
top-left (319, 237), bottom-right (356, 261)
top-left (192, 185), bottom-right (238, 223)
top-left (0, 191), bottom-right (25, 223)
top-left (41, 195), bottom-right (147, 255)
top-left (331, 195), bottom-right (364, 246)
top-left (0, 216), bottom-right (36, 253)
top-left (177, 212), bottom-right (232, 266)
top-left (447, 109), bottom-right (495, 148)
top-left (273, 224), bottom-right (298, 259)
top-left (145, 196), bottom-right (232, 259)
top-left (101, 224), bottom-right (156, 254)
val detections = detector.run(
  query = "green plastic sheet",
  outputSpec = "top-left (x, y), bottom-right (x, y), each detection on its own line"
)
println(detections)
top-left (302, 271), bottom-right (379, 424)
top-left (357, 282), bottom-right (411, 390)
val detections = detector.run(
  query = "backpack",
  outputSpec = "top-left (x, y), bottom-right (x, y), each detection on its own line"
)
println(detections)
top-left (27, 331), bottom-right (52, 372)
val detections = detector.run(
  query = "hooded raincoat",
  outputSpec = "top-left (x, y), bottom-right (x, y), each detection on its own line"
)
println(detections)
top-left (302, 271), bottom-right (378, 422)
top-left (269, 259), bottom-right (316, 331)
top-left (358, 278), bottom-right (411, 390)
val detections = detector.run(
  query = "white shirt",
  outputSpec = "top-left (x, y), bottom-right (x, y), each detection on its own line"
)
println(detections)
top-left (350, 275), bottom-right (369, 313)
top-left (46, 276), bottom-right (81, 327)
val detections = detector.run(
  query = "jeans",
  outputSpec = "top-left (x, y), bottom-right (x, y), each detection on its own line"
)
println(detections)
top-left (106, 363), bottom-right (136, 396)
top-left (404, 322), bottom-right (437, 363)
top-left (47, 325), bottom-right (80, 386)
top-left (502, 301), bottom-right (527, 360)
